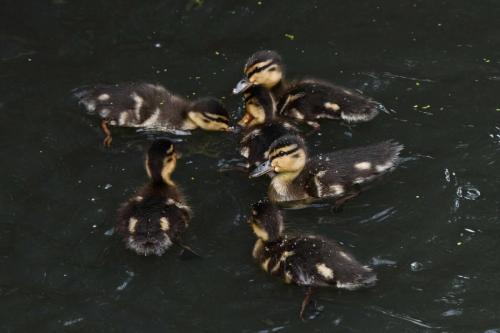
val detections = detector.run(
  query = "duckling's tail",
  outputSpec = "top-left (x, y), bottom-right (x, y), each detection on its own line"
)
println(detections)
top-left (336, 268), bottom-right (377, 290)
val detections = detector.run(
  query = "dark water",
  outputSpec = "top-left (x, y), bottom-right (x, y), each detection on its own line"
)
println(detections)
top-left (1, 0), bottom-right (500, 332)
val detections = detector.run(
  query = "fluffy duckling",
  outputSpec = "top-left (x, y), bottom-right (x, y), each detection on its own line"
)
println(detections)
top-left (233, 50), bottom-right (384, 129)
top-left (250, 134), bottom-right (403, 205)
top-left (249, 200), bottom-right (376, 320)
top-left (74, 82), bottom-right (230, 146)
top-left (117, 139), bottom-right (193, 256)
top-left (238, 86), bottom-right (299, 171)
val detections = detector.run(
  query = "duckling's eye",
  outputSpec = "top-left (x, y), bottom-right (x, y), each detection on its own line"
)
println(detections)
top-left (166, 158), bottom-right (173, 162)
top-left (278, 151), bottom-right (287, 157)
top-left (268, 67), bottom-right (277, 72)
top-left (202, 118), bottom-right (209, 123)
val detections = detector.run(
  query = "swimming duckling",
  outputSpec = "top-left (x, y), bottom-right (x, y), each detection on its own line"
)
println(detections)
top-left (74, 82), bottom-right (230, 146)
top-left (238, 86), bottom-right (300, 171)
top-left (117, 139), bottom-right (194, 256)
top-left (249, 200), bottom-right (376, 320)
top-left (233, 50), bottom-right (384, 129)
top-left (250, 134), bottom-right (403, 206)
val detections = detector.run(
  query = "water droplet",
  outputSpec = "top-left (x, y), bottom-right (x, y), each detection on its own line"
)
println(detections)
top-left (104, 184), bottom-right (112, 190)
top-left (457, 184), bottom-right (480, 200)
top-left (410, 261), bottom-right (424, 272)
top-left (444, 168), bottom-right (450, 182)
top-left (154, 42), bottom-right (162, 48)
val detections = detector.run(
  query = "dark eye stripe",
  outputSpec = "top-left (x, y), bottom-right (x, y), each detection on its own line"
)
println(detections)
top-left (270, 147), bottom-right (299, 161)
top-left (247, 62), bottom-right (275, 78)
top-left (202, 113), bottom-right (229, 124)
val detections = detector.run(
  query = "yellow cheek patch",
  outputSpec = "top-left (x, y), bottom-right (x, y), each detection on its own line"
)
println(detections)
top-left (251, 223), bottom-right (269, 241)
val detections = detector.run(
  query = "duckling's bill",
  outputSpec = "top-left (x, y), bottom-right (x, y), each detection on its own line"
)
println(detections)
top-left (233, 78), bottom-right (253, 94)
top-left (249, 160), bottom-right (273, 178)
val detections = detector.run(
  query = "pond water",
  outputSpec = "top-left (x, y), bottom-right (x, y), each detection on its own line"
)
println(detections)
top-left (1, 1), bottom-right (500, 332)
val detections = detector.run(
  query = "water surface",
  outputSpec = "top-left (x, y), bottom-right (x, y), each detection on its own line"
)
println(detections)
top-left (1, 1), bottom-right (500, 332)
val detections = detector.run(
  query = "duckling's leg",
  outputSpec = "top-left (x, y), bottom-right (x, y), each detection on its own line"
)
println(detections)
top-left (100, 120), bottom-right (113, 147)
top-left (332, 189), bottom-right (361, 212)
top-left (299, 287), bottom-right (315, 321)
top-left (173, 240), bottom-right (201, 260)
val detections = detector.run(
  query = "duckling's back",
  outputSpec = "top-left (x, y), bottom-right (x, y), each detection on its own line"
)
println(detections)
top-left (303, 140), bottom-right (403, 198)
top-left (268, 236), bottom-right (376, 289)
top-left (74, 82), bottom-right (188, 129)
top-left (117, 185), bottom-right (190, 242)
top-left (278, 80), bottom-right (382, 123)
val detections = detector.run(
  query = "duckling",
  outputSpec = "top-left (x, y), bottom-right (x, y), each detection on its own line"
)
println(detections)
top-left (238, 86), bottom-right (300, 172)
top-left (117, 139), bottom-right (194, 256)
top-left (250, 134), bottom-right (403, 206)
top-left (74, 82), bottom-right (230, 146)
top-left (233, 50), bottom-right (384, 129)
top-left (249, 200), bottom-right (376, 320)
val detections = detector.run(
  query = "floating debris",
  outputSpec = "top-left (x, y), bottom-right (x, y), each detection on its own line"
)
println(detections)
top-left (284, 33), bottom-right (295, 40)
top-left (104, 184), bottom-right (112, 190)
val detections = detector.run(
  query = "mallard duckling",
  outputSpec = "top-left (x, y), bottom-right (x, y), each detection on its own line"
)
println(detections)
top-left (74, 82), bottom-right (230, 146)
top-left (238, 86), bottom-right (299, 171)
top-left (233, 50), bottom-right (384, 129)
top-left (250, 134), bottom-right (403, 205)
top-left (249, 200), bottom-right (376, 320)
top-left (117, 139), bottom-right (193, 256)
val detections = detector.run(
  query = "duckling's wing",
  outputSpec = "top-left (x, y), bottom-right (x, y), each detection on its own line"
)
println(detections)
top-left (73, 82), bottom-right (174, 127)
top-left (279, 80), bottom-right (382, 123)
top-left (305, 140), bottom-right (403, 197)
top-left (117, 193), bottom-right (190, 240)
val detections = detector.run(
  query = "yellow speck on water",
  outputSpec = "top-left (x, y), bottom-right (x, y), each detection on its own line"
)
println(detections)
top-left (421, 105), bottom-right (431, 109)
top-left (415, 82), bottom-right (420, 86)
top-left (483, 58), bottom-right (491, 63)
top-left (496, 108), bottom-right (500, 111)
top-left (191, 177), bottom-right (195, 180)
top-left (284, 33), bottom-right (295, 41)
top-left (214, 51), bottom-right (220, 55)
top-left (257, 1), bottom-right (262, 5)
top-left (413, 105), bottom-right (419, 108)
top-left (457, 242), bottom-right (462, 246)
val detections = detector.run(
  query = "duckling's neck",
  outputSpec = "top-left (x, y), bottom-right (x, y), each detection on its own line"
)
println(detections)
top-left (271, 80), bottom-right (286, 98)
top-left (269, 171), bottom-right (305, 202)
top-left (160, 170), bottom-right (176, 187)
top-left (182, 113), bottom-right (199, 130)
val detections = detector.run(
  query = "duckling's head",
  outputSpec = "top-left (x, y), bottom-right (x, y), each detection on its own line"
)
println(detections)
top-left (125, 215), bottom-right (173, 256)
top-left (145, 139), bottom-right (178, 185)
top-left (248, 200), bottom-right (284, 242)
top-left (238, 86), bottom-right (276, 127)
top-left (233, 50), bottom-right (284, 94)
top-left (249, 135), bottom-right (307, 178)
top-left (188, 98), bottom-right (230, 131)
